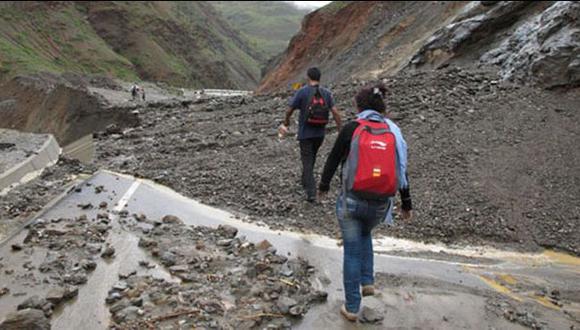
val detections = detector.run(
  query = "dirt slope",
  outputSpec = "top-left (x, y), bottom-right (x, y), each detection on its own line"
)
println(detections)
top-left (258, 1), bottom-right (468, 92)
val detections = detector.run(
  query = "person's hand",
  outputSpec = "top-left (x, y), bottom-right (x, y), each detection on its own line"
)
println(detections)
top-left (278, 124), bottom-right (288, 138)
top-left (400, 209), bottom-right (413, 221)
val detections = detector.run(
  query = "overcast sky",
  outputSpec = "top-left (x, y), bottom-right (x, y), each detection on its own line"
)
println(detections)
top-left (286, 1), bottom-right (332, 11)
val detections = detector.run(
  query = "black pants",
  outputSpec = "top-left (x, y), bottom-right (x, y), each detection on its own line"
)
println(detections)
top-left (299, 137), bottom-right (324, 200)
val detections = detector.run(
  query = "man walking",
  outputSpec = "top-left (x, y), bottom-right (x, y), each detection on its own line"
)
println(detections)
top-left (279, 67), bottom-right (342, 203)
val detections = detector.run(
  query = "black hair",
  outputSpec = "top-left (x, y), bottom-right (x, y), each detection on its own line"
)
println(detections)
top-left (307, 67), bottom-right (321, 81)
top-left (355, 83), bottom-right (387, 113)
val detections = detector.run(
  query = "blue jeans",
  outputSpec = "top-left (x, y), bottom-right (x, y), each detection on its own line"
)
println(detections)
top-left (336, 192), bottom-right (389, 313)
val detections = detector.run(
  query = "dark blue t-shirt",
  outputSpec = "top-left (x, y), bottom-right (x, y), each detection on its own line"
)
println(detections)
top-left (289, 85), bottom-right (334, 140)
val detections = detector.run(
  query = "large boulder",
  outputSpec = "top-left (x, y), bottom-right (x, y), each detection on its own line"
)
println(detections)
top-left (0, 309), bottom-right (50, 330)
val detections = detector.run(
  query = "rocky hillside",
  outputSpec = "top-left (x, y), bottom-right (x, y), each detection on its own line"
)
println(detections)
top-left (0, 1), bottom-right (262, 89)
top-left (259, 1), bottom-right (579, 92)
top-left (210, 1), bottom-right (309, 61)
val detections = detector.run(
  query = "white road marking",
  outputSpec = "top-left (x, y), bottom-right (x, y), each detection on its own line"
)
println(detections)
top-left (114, 180), bottom-right (141, 212)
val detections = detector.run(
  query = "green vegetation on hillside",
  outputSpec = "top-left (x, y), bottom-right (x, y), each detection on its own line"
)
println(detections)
top-left (0, 3), bottom-right (138, 81)
top-left (209, 1), bottom-right (309, 61)
top-left (0, 1), bottom-right (264, 89)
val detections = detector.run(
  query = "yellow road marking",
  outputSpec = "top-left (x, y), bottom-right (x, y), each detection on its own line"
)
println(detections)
top-left (498, 274), bottom-right (518, 285)
top-left (532, 296), bottom-right (561, 310)
top-left (478, 275), bottom-right (522, 302)
top-left (542, 250), bottom-right (580, 267)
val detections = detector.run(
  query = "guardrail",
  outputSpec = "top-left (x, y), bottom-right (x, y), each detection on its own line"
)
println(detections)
top-left (193, 89), bottom-right (253, 97)
top-left (0, 135), bottom-right (61, 193)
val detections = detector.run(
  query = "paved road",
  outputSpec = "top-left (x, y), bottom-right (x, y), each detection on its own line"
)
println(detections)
top-left (0, 171), bottom-right (578, 329)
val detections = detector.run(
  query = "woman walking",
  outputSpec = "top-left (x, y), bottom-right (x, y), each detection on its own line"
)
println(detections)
top-left (318, 84), bottom-right (413, 321)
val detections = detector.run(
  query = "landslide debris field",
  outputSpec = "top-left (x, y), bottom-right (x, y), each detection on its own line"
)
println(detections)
top-left (92, 67), bottom-right (580, 256)
top-left (0, 174), bottom-right (327, 329)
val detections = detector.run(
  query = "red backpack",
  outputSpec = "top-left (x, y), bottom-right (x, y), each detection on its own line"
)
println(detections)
top-left (343, 118), bottom-right (398, 200)
top-left (305, 87), bottom-right (330, 126)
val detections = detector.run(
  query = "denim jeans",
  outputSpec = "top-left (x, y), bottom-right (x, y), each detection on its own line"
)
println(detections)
top-left (336, 192), bottom-right (389, 313)
top-left (299, 137), bottom-right (324, 199)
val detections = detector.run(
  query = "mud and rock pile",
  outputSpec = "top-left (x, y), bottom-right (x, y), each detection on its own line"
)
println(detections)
top-left (1, 185), bottom-right (326, 329)
top-left (0, 211), bottom-right (112, 329)
top-left (0, 158), bottom-right (97, 240)
top-left (108, 216), bottom-right (327, 329)
top-left (96, 67), bottom-right (580, 255)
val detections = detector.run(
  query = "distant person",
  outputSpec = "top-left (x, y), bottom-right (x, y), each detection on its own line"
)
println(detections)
top-left (318, 84), bottom-right (413, 321)
top-left (142, 88), bottom-right (146, 101)
top-left (130, 84), bottom-right (139, 101)
top-left (279, 67), bottom-right (342, 203)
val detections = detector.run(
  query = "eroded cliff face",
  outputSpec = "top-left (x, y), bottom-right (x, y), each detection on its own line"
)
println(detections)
top-left (258, 1), bottom-right (469, 92)
top-left (259, 1), bottom-right (579, 92)
top-left (0, 73), bottom-right (138, 145)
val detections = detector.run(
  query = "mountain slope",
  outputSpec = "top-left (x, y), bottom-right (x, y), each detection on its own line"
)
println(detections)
top-left (259, 1), bottom-right (579, 92)
top-left (0, 1), bottom-right (262, 89)
top-left (210, 1), bottom-right (309, 61)
top-left (258, 1), bottom-right (468, 92)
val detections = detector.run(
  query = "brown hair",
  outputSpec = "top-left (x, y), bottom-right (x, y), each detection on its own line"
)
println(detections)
top-left (355, 83), bottom-right (387, 113)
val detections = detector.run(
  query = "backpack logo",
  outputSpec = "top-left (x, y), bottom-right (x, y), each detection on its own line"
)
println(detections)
top-left (370, 140), bottom-right (387, 150)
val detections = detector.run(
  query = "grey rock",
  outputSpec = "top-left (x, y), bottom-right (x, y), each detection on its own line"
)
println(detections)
top-left (119, 270), bottom-right (137, 279)
top-left (113, 306), bottom-right (142, 323)
top-left (78, 203), bottom-right (93, 210)
top-left (276, 296), bottom-right (297, 314)
top-left (169, 265), bottom-right (189, 273)
top-left (279, 263), bottom-right (293, 277)
top-left (106, 292), bottom-right (123, 305)
top-left (101, 246), bottom-right (115, 258)
top-left (63, 273), bottom-right (87, 285)
top-left (133, 213), bottom-right (147, 222)
top-left (110, 299), bottom-right (131, 314)
top-left (289, 305), bottom-right (304, 316)
top-left (113, 281), bottom-right (128, 291)
top-left (217, 239), bottom-right (233, 247)
top-left (17, 296), bottom-right (50, 311)
top-left (138, 238), bottom-right (158, 249)
top-left (162, 215), bottom-right (182, 224)
top-left (360, 306), bottom-right (384, 324)
top-left (217, 224), bottom-right (238, 238)
top-left (46, 286), bottom-right (78, 305)
top-left (0, 309), bottom-right (50, 330)
top-left (160, 252), bottom-right (177, 267)
top-left (81, 259), bottom-right (97, 271)
top-left (17, 296), bottom-right (53, 317)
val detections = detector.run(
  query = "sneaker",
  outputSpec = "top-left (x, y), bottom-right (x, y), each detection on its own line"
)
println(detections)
top-left (362, 285), bottom-right (375, 297)
top-left (305, 196), bottom-right (316, 203)
top-left (340, 304), bottom-right (358, 322)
